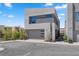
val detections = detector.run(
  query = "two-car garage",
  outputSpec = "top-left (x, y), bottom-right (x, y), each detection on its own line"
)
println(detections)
top-left (27, 29), bottom-right (44, 39)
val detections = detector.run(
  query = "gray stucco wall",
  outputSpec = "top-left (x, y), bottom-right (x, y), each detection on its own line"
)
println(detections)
top-left (66, 3), bottom-right (79, 42)
top-left (67, 3), bottom-right (74, 41)
top-left (74, 3), bottom-right (79, 42)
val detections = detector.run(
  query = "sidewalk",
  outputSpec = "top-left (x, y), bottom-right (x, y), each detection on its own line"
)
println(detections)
top-left (22, 39), bottom-right (79, 46)
top-left (15, 39), bottom-right (79, 46)
top-left (22, 39), bottom-right (75, 45)
top-left (0, 39), bottom-right (79, 46)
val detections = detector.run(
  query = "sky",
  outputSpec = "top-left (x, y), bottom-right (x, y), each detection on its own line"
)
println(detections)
top-left (0, 3), bottom-right (67, 28)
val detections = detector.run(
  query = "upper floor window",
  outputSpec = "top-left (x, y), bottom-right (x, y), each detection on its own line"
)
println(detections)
top-left (29, 16), bottom-right (37, 24)
top-left (29, 14), bottom-right (53, 24)
top-left (74, 12), bottom-right (79, 21)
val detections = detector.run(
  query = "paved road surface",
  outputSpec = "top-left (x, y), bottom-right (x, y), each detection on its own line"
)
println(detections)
top-left (0, 40), bottom-right (79, 56)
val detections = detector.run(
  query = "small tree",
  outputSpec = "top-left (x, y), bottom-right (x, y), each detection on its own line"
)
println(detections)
top-left (12, 30), bottom-right (18, 40)
top-left (3, 30), bottom-right (8, 41)
top-left (19, 28), bottom-right (28, 40)
top-left (63, 33), bottom-right (68, 42)
top-left (23, 31), bottom-right (28, 39)
top-left (16, 31), bottom-right (20, 39)
top-left (3, 27), bottom-right (12, 40)
top-left (19, 29), bottom-right (23, 40)
top-left (0, 30), bottom-right (3, 38)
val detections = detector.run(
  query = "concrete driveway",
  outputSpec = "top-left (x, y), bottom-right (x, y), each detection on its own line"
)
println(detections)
top-left (0, 40), bottom-right (79, 56)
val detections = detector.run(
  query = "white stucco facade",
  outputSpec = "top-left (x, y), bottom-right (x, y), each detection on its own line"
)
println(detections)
top-left (25, 8), bottom-right (59, 42)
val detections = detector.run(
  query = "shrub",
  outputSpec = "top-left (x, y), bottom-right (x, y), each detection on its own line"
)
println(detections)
top-left (63, 33), bottom-right (68, 42)
top-left (68, 39), bottom-right (73, 43)
top-left (0, 30), bottom-right (3, 38)
top-left (3, 28), bottom-right (12, 41)
top-left (19, 29), bottom-right (24, 40)
top-left (16, 31), bottom-right (20, 39)
top-left (3, 31), bottom-right (8, 41)
top-left (3, 27), bottom-right (28, 41)
top-left (22, 31), bottom-right (28, 40)
top-left (19, 29), bottom-right (28, 40)
top-left (12, 30), bottom-right (19, 40)
top-left (63, 33), bottom-right (73, 43)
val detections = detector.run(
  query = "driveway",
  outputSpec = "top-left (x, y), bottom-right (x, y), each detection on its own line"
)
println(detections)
top-left (0, 40), bottom-right (79, 56)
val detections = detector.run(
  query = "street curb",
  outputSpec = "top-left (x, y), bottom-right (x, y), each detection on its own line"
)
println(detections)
top-left (0, 40), bottom-right (17, 44)
top-left (1, 40), bottom-right (79, 46)
top-left (19, 40), bottom-right (79, 46)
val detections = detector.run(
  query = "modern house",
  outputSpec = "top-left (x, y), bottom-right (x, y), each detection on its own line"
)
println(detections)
top-left (65, 3), bottom-right (79, 42)
top-left (25, 8), bottom-right (60, 42)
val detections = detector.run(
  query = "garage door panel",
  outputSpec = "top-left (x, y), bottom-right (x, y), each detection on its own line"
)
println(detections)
top-left (27, 29), bottom-right (44, 39)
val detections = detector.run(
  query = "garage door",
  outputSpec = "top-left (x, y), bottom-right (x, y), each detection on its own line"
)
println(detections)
top-left (27, 29), bottom-right (44, 39)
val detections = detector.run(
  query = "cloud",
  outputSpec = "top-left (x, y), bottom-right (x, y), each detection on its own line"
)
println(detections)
top-left (58, 13), bottom-right (65, 20)
top-left (4, 3), bottom-right (12, 7)
top-left (2, 14), bottom-right (15, 18)
top-left (55, 4), bottom-right (67, 9)
top-left (8, 15), bottom-right (15, 18)
top-left (44, 3), bottom-right (53, 7)
top-left (59, 14), bottom-right (65, 16)
top-left (21, 25), bottom-right (24, 28)
top-left (58, 16), bottom-right (62, 19)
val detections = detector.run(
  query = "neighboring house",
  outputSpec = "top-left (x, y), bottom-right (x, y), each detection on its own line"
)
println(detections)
top-left (25, 8), bottom-right (60, 42)
top-left (65, 3), bottom-right (79, 42)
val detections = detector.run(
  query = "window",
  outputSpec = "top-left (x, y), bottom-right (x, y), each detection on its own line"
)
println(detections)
top-left (29, 14), bottom-right (53, 24)
top-left (74, 12), bottom-right (79, 21)
top-left (29, 16), bottom-right (37, 24)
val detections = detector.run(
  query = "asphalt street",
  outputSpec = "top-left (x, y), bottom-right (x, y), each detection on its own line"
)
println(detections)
top-left (0, 40), bottom-right (79, 56)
